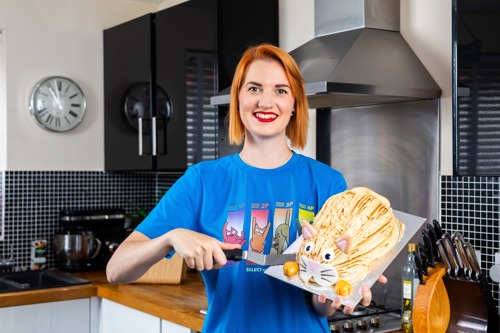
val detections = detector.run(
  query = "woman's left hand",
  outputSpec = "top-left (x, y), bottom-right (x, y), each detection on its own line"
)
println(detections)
top-left (312, 275), bottom-right (388, 317)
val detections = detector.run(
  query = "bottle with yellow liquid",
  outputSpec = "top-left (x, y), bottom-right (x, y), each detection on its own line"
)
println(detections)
top-left (402, 243), bottom-right (418, 333)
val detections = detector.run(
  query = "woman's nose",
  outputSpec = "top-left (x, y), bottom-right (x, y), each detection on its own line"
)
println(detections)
top-left (258, 95), bottom-right (273, 109)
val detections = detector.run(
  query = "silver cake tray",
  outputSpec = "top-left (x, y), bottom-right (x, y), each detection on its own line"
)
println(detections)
top-left (264, 210), bottom-right (426, 306)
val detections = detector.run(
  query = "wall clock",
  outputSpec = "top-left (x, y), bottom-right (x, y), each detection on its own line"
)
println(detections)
top-left (29, 76), bottom-right (87, 132)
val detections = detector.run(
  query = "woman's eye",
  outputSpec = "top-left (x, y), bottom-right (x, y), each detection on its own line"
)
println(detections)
top-left (276, 88), bottom-right (288, 95)
top-left (304, 242), bottom-right (315, 253)
top-left (248, 86), bottom-right (260, 92)
top-left (322, 249), bottom-right (335, 262)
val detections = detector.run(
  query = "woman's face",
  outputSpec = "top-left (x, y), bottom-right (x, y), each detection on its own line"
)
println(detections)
top-left (238, 58), bottom-right (295, 143)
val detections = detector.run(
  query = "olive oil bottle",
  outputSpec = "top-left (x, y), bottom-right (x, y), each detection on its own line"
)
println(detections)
top-left (401, 243), bottom-right (418, 333)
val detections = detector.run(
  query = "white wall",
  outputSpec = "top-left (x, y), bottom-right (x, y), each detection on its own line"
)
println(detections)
top-left (401, 0), bottom-right (452, 175)
top-left (0, 0), bottom-right (158, 170)
top-left (0, 0), bottom-right (452, 172)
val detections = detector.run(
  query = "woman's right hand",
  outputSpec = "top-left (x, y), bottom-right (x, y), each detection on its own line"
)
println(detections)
top-left (107, 228), bottom-right (240, 284)
top-left (167, 228), bottom-right (241, 271)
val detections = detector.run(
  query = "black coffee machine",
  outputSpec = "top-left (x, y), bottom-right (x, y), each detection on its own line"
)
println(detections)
top-left (56, 208), bottom-right (126, 272)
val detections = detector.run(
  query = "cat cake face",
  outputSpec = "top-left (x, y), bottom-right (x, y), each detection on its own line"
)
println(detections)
top-left (284, 187), bottom-right (404, 296)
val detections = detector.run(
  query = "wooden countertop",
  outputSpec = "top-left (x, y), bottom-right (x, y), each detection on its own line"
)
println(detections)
top-left (0, 270), bottom-right (207, 332)
top-left (0, 270), bottom-right (403, 333)
top-left (80, 270), bottom-right (207, 332)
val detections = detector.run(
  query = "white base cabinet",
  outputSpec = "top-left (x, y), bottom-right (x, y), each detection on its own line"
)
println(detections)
top-left (0, 298), bottom-right (91, 333)
top-left (99, 299), bottom-right (196, 333)
top-left (162, 319), bottom-right (196, 333)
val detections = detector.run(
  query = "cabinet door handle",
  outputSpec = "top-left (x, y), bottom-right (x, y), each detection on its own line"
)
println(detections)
top-left (138, 117), bottom-right (143, 156)
top-left (152, 116), bottom-right (157, 156)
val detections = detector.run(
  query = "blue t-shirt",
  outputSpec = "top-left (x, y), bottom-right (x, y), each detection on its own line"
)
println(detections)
top-left (136, 152), bottom-right (346, 333)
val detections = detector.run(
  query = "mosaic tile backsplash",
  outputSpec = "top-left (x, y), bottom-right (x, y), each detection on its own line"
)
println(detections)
top-left (0, 171), bottom-right (499, 311)
top-left (441, 176), bottom-right (500, 311)
top-left (0, 171), bottom-right (180, 271)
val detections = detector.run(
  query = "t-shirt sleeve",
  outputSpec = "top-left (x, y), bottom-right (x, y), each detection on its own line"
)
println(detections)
top-left (331, 170), bottom-right (347, 194)
top-left (135, 166), bottom-right (201, 240)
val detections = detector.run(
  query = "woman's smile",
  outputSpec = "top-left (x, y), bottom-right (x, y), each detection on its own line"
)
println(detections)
top-left (254, 111), bottom-right (278, 122)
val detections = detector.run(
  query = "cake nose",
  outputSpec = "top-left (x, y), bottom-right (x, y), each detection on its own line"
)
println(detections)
top-left (308, 258), bottom-right (321, 272)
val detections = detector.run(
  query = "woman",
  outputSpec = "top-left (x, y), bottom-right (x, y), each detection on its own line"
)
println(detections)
top-left (107, 43), bottom-right (383, 332)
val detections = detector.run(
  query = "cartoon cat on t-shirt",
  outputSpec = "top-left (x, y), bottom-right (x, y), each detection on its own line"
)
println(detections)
top-left (250, 217), bottom-right (271, 253)
top-left (223, 222), bottom-right (246, 246)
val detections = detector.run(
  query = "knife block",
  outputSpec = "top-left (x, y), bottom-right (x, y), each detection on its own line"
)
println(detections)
top-left (443, 274), bottom-right (498, 333)
top-left (414, 264), bottom-right (450, 333)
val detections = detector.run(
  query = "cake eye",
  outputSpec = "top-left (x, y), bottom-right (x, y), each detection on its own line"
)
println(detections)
top-left (304, 242), bottom-right (315, 253)
top-left (322, 249), bottom-right (335, 262)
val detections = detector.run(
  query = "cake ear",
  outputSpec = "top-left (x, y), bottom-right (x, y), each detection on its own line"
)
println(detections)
top-left (301, 220), bottom-right (317, 240)
top-left (335, 235), bottom-right (352, 254)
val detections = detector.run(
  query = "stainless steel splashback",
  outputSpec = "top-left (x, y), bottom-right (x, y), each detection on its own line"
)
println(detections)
top-left (316, 99), bottom-right (440, 308)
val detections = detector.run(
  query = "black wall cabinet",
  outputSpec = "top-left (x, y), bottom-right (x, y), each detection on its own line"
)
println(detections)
top-left (104, 0), bottom-right (279, 170)
top-left (453, 1), bottom-right (500, 175)
top-left (104, 0), bottom-right (216, 171)
top-left (215, 0), bottom-right (279, 157)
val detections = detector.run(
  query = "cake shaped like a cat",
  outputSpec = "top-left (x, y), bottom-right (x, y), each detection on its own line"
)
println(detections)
top-left (283, 187), bottom-right (404, 296)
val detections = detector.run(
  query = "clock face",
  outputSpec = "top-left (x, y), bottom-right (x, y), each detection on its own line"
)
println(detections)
top-left (29, 76), bottom-right (87, 132)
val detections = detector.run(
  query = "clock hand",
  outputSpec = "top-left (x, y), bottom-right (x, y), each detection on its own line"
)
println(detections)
top-left (55, 79), bottom-right (62, 107)
top-left (48, 83), bottom-right (63, 110)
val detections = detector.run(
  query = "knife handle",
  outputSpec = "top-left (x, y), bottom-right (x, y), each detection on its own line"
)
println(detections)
top-left (432, 219), bottom-right (443, 239)
top-left (422, 229), bottom-right (436, 268)
top-left (426, 224), bottom-right (440, 262)
top-left (437, 239), bottom-right (453, 276)
top-left (414, 249), bottom-right (426, 285)
top-left (223, 249), bottom-right (244, 261)
top-left (418, 242), bottom-right (430, 276)
top-left (441, 234), bottom-right (460, 275)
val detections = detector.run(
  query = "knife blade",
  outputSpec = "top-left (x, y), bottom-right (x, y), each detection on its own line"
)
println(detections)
top-left (223, 249), bottom-right (296, 266)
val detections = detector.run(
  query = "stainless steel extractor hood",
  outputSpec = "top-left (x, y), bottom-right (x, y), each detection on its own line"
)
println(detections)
top-left (211, 0), bottom-right (441, 109)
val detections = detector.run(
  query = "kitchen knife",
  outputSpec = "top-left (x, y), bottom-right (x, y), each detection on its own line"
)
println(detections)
top-left (441, 232), bottom-right (463, 278)
top-left (223, 249), bottom-right (296, 266)
top-left (453, 232), bottom-right (473, 279)
top-left (443, 232), bottom-right (464, 270)
top-left (417, 242), bottom-right (430, 276)
top-left (422, 229), bottom-right (436, 268)
top-left (432, 219), bottom-right (444, 239)
top-left (414, 247), bottom-right (426, 285)
top-left (437, 238), bottom-right (453, 276)
top-left (426, 224), bottom-right (441, 262)
top-left (464, 241), bottom-right (482, 278)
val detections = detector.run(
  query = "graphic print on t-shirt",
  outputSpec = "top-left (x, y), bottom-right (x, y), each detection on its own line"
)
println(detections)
top-left (223, 209), bottom-right (246, 246)
top-left (295, 206), bottom-right (315, 237)
top-left (271, 208), bottom-right (292, 255)
top-left (249, 208), bottom-right (271, 253)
